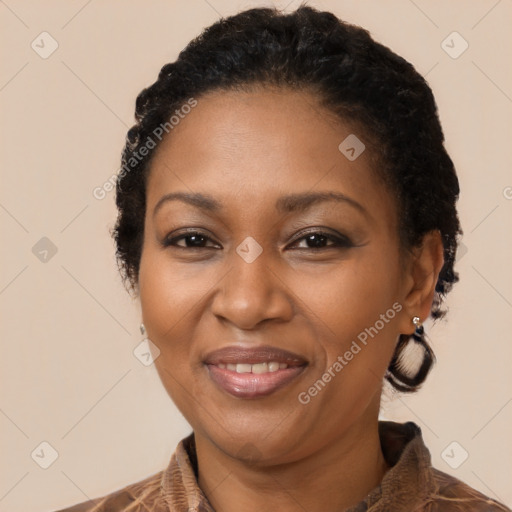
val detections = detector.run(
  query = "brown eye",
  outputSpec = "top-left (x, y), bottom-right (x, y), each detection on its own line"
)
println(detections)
top-left (290, 230), bottom-right (354, 250)
top-left (163, 231), bottom-right (220, 249)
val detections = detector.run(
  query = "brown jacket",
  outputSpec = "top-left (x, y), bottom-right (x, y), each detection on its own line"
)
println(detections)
top-left (54, 421), bottom-right (510, 511)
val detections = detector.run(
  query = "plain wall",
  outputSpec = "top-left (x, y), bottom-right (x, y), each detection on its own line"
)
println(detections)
top-left (0, 1), bottom-right (511, 510)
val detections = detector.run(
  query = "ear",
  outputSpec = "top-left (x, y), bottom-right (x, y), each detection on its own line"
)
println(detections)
top-left (398, 230), bottom-right (444, 335)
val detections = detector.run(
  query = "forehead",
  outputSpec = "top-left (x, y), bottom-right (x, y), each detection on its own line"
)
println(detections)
top-left (146, 88), bottom-right (394, 226)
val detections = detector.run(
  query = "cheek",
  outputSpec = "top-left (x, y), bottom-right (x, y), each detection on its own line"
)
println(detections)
top-left (302, 247), bottom-right (402, 388)
top-left (309, 251), bottom-right (400, 332)
top-left (138, 253), bottom-right (206, 422)
top-left (138, 250), bottom-right (219, 389)
top-left (139, 248), bottom-right (212, 336)
top-left (294, 255), bottom-right (402, 428)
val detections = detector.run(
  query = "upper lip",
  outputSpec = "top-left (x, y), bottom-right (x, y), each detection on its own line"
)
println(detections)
top-left (204, 345), bottom-right (308, 366)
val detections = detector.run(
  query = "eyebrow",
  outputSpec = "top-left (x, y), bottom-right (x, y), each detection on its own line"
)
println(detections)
top-left (152, 191), bottom-right (368, 218)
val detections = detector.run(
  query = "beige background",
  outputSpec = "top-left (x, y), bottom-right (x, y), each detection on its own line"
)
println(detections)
top-left (1, 1), bottom-right (511, 510)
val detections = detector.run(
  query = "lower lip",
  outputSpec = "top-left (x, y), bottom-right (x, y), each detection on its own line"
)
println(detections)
top-left (206, 364), bottom-right (306, 399)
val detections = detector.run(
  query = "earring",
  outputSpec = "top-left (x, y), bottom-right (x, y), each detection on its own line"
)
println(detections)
top-left (140, 323), bottom-right (146, 336)
top-left (386, 315), bottom-right (434, 388)
top-left (412, 316), bottom-right (424, 338)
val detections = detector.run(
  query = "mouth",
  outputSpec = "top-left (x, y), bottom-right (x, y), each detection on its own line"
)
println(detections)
top-left (204, 345), bottom-right (308, 399)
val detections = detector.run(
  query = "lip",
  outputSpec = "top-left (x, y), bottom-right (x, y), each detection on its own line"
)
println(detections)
top-left (204, 345), bottom-right (308, 399)
top-left (204, 345), bottom-right (307, 366)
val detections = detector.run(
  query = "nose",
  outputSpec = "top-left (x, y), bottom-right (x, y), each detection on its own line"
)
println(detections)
top-left (210, 247), bottom-right (294, 330)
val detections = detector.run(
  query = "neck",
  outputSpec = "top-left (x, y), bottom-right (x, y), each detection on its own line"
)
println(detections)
top-left (195, 411), bottom-right (389, 512)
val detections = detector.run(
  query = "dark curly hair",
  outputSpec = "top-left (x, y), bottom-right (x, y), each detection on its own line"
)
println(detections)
top-left (111, 5), bottom-right (462, 393)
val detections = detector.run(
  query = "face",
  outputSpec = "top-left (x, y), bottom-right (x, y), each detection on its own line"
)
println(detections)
top-left (138, 87), bottom-right (412, 465)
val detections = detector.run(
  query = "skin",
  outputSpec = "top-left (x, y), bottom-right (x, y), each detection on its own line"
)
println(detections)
top-left (138, 87), bottom-right (444, 512)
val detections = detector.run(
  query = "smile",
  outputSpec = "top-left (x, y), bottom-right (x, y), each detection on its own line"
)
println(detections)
top-left (204, 345), bottom-right (308, 399)
top-left (216, 362), bottom-right (289, 372)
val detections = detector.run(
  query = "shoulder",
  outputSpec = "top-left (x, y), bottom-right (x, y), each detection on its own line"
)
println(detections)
top-left (52, 470), bottom-right (167, 512)
top-left (427, 468), bottom-right (511, 511)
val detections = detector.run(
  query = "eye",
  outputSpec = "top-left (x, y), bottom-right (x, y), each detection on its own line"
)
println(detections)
top-left (162, 228), bottom-right (353, 251)
top-left (163, 230), bottom-right (220, 249)
top-left (288, 230), bottom-right (354, 250)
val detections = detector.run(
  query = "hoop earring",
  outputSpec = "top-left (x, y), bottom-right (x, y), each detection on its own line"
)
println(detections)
top-left (385, 315), bottom-right (435, 392)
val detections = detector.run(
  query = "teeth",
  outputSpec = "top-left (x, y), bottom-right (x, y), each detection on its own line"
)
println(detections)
top-left (268, 362), bottom-right (279, 372)
top-left (252, 362), bottom-right (268, 374)
top-left (217, 362), bottom-right (289, 373)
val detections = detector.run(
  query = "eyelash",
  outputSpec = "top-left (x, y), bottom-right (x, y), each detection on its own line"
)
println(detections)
top-left (162, 229), bottom-right (354, 251)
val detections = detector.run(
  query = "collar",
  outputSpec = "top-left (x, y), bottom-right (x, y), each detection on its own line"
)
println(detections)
top-left (160, 421), bottom-right (436, 511)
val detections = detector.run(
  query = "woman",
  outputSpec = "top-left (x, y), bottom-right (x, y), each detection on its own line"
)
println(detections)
top-left (56, 5), bottom-right (510, 512)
